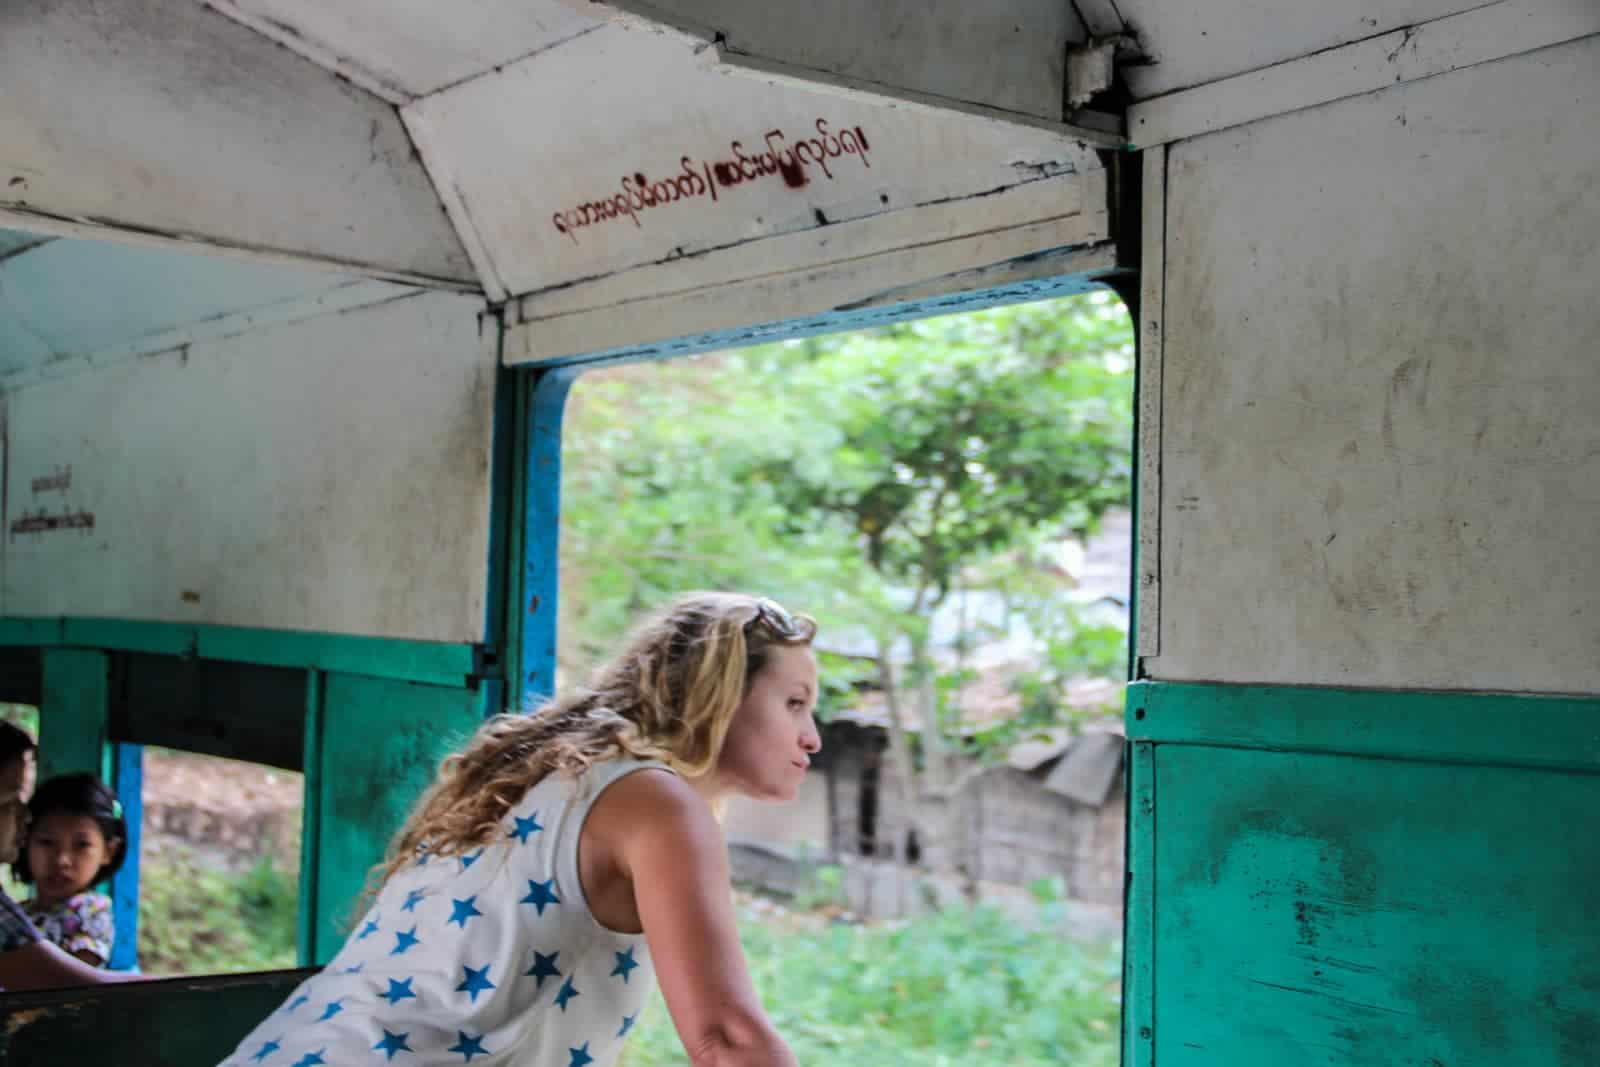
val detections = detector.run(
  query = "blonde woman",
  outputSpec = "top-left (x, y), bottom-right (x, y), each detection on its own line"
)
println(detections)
top-left (220, 593), bottom-right (818, 1067)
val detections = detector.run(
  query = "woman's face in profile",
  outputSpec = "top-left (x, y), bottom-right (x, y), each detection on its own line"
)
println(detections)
top-left (714, 644), bottom-right (822, 802)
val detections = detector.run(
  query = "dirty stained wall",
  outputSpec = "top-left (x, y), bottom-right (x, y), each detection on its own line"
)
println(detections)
top-left (1130, 33), bottom-right (1600, 1067)
top-left (4, 289), bottom-right (497, 644)
top-left (1152, 36), bottom-right (1600, 694)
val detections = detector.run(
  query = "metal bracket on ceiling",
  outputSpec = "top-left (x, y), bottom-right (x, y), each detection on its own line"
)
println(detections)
top-left (1068, 36), bottom-right (1123, 109)
top-left (1066, 0), bottom-right (1147, 135)
top-left (1066, 30), bottom-right (1147, 142)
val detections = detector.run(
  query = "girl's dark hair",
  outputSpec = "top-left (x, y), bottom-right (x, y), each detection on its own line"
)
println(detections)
top-left (15, 773), bottom-right (128, 887)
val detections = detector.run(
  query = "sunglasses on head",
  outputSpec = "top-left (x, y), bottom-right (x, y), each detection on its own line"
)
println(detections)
top-left (747, 597), bottom-right (803, 638)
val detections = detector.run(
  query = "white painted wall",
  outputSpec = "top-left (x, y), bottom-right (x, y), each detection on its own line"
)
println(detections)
top-left (1148, 37), bottom-right (1600, 693)
top-left (3, 291), bottom-right (496, 643)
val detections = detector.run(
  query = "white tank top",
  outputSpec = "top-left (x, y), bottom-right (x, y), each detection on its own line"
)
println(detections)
top-left (219, 757), bottom-right (669, 1067)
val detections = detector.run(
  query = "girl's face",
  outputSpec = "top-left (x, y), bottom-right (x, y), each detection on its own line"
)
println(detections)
top-left (28, 813), bottom-right (115, 905)
top-left (712, 644), bottom-right (822, 803)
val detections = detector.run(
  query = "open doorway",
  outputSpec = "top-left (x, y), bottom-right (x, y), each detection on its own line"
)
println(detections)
top-left (555, 290), bottom-right (1134, 1065)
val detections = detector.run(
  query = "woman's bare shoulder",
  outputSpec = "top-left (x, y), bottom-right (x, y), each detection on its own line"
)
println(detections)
top-left (592, 765), bottom-right (709, 830)
top-left (587, 766), bottom-right (723, 867)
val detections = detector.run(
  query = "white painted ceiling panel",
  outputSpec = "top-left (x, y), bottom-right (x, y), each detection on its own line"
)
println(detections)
top-left (0, 231), bottom-right (399, 378)
top-left (0, 230), bottom-right (49, 261)
top-left (590, 0), bottom-right (1083, 121)
top-left (405, 24), bottom-right (1102, 299)
top-left (203, 0), bottom-right (603, 99)
top-left (0, 0), bottom-right (474, 285)
top-left (1116, 0), bottom-right (1484, 98)
top-left (7, 0), bottom-right (1528, 298)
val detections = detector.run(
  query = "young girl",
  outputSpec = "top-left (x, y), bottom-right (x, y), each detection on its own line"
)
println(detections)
top-left (17, 773), bottom-right (127, 968)
top-left (219, 592), bottom-right (820, 1067)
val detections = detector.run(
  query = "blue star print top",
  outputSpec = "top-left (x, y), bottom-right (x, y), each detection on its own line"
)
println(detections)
top-left (219, 758), bottom-right (667, 1067)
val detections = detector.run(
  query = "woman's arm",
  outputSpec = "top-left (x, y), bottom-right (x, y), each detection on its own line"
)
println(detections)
top-left (602, 771), bottom-right (797, 1067)
top-left (0, 939), bottom-right (133, 989)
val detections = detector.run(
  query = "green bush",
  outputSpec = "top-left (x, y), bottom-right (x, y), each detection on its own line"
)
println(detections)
top-left (139, 851), bottom-right (298, 976)
top-left (621, 900), bottom-right (1120, 1066)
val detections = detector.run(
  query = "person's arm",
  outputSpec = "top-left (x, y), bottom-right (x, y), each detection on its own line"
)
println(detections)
top-left (607, 772), bottom-right (797, 1067)
top-left (0, 938), bottom-right (134, 989)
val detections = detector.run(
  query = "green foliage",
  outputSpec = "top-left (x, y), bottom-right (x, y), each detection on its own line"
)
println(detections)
top-left (619, 900), bottom-right (1120, 1066)
top-left (558, 348), bottom-right (878, 687)
top-left (0, 704), bottom-right (39, 738)
top-left (788, 863), bottom-right (846, 913)
top-left (138, 851), bottom-right (297, 976)
top-left (560, 293), bottom-right (1135, 748)
top-left (752, 306), bottom-right (1132, 604)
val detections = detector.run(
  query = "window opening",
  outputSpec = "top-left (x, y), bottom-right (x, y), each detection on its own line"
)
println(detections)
top-left (136, 748), bottom-right (301, 976)
top-left (558, 290), bottom-right (1135, 1065)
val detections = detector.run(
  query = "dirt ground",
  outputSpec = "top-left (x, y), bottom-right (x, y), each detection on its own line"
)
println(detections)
top-left (142, 748), bottom-right (302, 870)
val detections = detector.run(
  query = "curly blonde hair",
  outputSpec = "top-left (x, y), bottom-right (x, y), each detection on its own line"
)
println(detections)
top-left (373, 591), bottom-right (816, 889)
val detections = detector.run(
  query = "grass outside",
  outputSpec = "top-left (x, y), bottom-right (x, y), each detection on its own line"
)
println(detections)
top-left (620, 892), bottom-right (1120, 1067)
top-left (138, 849), bottom-right (298, 976)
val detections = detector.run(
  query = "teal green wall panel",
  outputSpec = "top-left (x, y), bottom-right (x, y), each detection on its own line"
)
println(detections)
top-left (305, 673), bottom-right (480, 963)
top-left (1128, 682), bottom-right (1600, 1067)
top-left (1126, 681), bottom-right (1600, 772)
top-left (0, 618), bottom-right (481, 688)
top-left (1124, 741), bottom-right (1155, 1067)
top-left (1153, 744), bottom-right (1598, 1065)
top-left (37, 648), bottom-right (110, 782)
top-left (0, 967), bottom-right (316, 1065)
top-left (0, 618), bottom-right (66, 646)
top-left (297, 670), bottom-right (324, 967)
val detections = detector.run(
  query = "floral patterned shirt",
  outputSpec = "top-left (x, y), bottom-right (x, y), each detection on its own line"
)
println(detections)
top-left (24, 891), bottom-right (113, 965)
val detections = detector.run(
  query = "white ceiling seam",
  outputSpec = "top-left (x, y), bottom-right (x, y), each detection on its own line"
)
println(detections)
top-left (400, 108), bottom-right (511, 304)
top-left (0, 206), bottom-right (477, 294)
top-left (584, 0), bottom-right (1119, 141)
top-left (1127, 0), bottom-right (1600, 148)
top-left (580, 0), bottom-right (1091, 128)
top-left (0, 282), bottom-right (413, 394)
top-left (1114, 0), bottom-right (1486, 100)
top-left (1072, 0), bottom-right (1128, 41)
top-left (199, 0), bottom-right (414, 104)
top-left (192, 0), bottom-right (606, 100)
top-left (700, 44), bottom-right (1127, 148)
